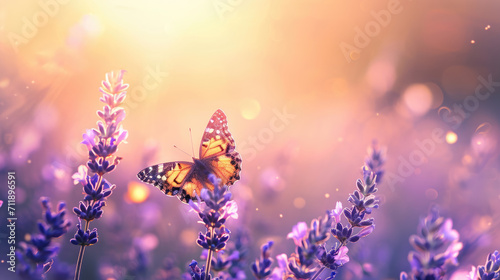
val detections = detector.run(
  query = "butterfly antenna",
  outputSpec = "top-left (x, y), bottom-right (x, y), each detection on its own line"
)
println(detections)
top-left (189, 128), bottom-right (195, 157)
top-left (173, 145), bottom-right (192, 158)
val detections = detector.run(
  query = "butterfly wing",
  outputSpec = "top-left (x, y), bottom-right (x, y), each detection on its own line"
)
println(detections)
top-left (136, 109), bottom-right (242, 203)
top-left (137, 161), bottom-right (204, 202)
top-left (199, 109), bottom-right (242, 186)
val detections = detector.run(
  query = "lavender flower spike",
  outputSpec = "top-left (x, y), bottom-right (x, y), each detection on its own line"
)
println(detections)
top-left (469, 251), bottom-right (500, 280)
top-left (400, 206), bottom-right (463, 280)
top-left (188, 173), bottom-right (238, 279)
top-left (254, 141), bottom-right (386, 280)
top-left (71, 70), bottom-right (128, 280)
top-left (17, 197), bottom-right (70, 279)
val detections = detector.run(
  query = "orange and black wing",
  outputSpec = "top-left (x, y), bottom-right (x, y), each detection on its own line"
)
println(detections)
top-left (137, 161), bottom-right (206, 203)
top-left (199, 109), bottom-right (242, 187)
top-left (137, 109), bottom-right (242, 203)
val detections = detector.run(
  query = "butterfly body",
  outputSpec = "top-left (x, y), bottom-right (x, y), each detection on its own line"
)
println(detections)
top-left (137, 109), bottom-right (241, 203)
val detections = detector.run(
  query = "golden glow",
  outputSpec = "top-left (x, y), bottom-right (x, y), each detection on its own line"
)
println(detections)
top-left (240, 98), bottom-right (261, 120)
top-left (293, 197), bottom-right (306, 209)
top-left (478, 216), bottom-right (493, 231)
top-left (126, 182), bottom-right (150, 203)
top-left (180, 229), bottom-right (197, 246)
top-left (446, 131), bottom-right (457, 144)
top-left (0, 78), bottom-right (9, 88)
top-left (462, 154), bottom-right (473, 165)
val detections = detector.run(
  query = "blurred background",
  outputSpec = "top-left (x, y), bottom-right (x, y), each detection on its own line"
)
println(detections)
top-left (1, 0), bottom-right (500, 279)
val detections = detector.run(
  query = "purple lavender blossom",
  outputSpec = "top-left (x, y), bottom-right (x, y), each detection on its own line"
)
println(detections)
top-left (217, 228), bottom-right (250, 280)
top-left (71, 70), bottom-right (128, 280)
top-left (287, 222), bottom-right (308, 247)
top-left (189, 260), bottom-right (216, 280)
top-left (189, 173), bottom-right (239, 279)
top-left (469, 251), bottom-right (500, 280)
top-left (400, 206), bottom-right (463, 280)
top-left (364, 140), bottom-right (386, 183)
top-left (251, 241), bottom-right (275, 279)
top-left (16, 197), bottom-right (70, 279)
top-left (252, 141), bottom-right (385, 280)
top-left (208, 229), bottom-right (248, 279)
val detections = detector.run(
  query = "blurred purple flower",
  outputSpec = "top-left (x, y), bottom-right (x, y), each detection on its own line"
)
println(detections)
top-left (469, 266), bottom-right (479, 280)
top-left (268, 253), bottom-right (289, 279)
top-left (364, 140), bottom-right (386, 183)
top-left (334, 246), bottom-right (349, 266)
top-left (441, 219), bottom-right (460, 242)
top-left (188, 260), bottom-right (209, 280)
top-left (251, 241), bottom-right (274, 279)
top-left (354, 225), bottom-right (375, 239)
top-left (221, 200), bottom-right (239, 220)
top-left (17, 197), bottom-right (70, 279)
top-left (287, 222), bottom-right (308, 247)
top-left (443, 241), bottom-right (463, 266)
top-left (72, 165), bottom-right (88, 185)
top-left (330, 201), bottom-right (343, 224)
top-left (401, 206), bottom-right (463, 280)
top-left (81, 129), bottom-right (96, 151)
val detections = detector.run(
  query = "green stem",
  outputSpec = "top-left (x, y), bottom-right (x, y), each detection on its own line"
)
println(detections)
top-left (205, 227), bottom-right (215, 280)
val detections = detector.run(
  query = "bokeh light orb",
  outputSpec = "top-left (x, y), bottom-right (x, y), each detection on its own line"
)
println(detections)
top-left (293, 197), bottom-right (306, 209)
top-left (471, 123), bottom-right (496, 156)
top-left (403, 83), bottom-right (433, 116)
top-left (240, 98), bottom-right (261, 120)
top-left (446, 131), bottom-right (457, 144)
top-left (425, 188), bottom-right (438, 200)
top-left (126, 182), bottom-right (150, 203)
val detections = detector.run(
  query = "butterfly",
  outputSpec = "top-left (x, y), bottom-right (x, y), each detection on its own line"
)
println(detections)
top-left (137, 109), bottom-right (242, 203)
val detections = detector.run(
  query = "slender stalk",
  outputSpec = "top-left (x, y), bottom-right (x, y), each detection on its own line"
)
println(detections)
top-left (74, 175), bottom-right (102, 280)
top-left (204, 227), bottom-right (215, 280)
top-left (311, 266), bottom-right (326, 280)
top-left (74, 220), bottom-right (89, 280)
top-left (74, 245), bottom-right (85, 280)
